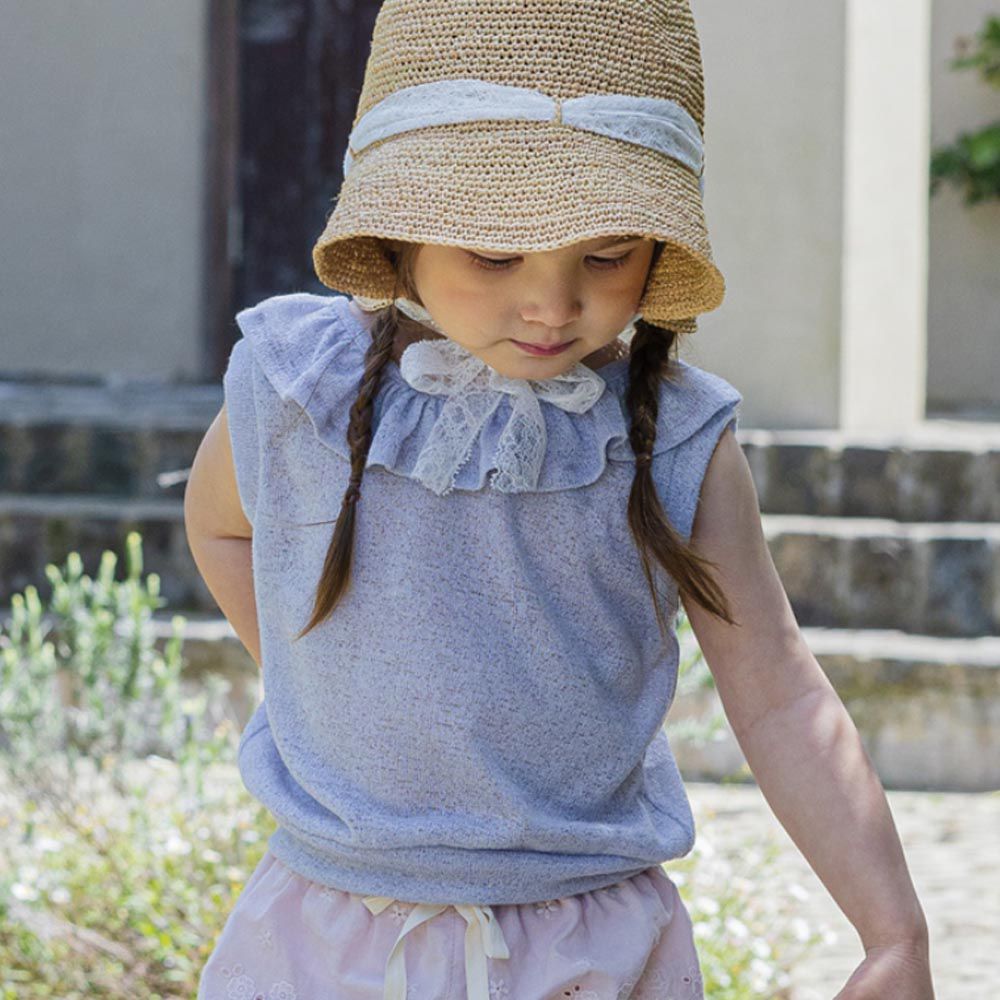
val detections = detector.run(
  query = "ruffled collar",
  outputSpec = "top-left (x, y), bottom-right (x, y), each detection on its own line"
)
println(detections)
top-left (233, 292), bottom-right (728, 495)
top-left (394, 333), bottom-right (611, 495)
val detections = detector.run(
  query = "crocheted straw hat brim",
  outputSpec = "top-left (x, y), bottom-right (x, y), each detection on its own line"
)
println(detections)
top-left (312, 118), bottom-right (725, 330)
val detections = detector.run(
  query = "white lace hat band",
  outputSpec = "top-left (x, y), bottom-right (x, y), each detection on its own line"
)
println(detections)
top-left (343, 79), bottom-right (705, 196)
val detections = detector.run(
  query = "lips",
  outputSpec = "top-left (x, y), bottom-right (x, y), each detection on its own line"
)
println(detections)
top-left (512, 339), bottom-right (575, 356)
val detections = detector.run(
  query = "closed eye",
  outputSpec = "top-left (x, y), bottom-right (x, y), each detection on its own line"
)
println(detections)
top-left (466, 251), bottom-right (633, 272)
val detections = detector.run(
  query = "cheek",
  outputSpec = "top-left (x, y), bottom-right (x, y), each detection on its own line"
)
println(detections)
top-left (449, 287), bottom-right (499, 328)
top-left (613, 259), bottom-right (654, 303)
top-left (634, 249), bottom-right (658, 288)
top-left (446, 279), bottom-right (513, 323)
top-left (423, 284), bottom-right (509, 342)
top-left (417, 271), bottom-right (473, 317)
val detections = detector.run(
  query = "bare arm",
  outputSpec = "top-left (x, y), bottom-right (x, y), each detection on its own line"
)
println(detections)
top-left (183, 404), bottom-right (261, 667)
top-left (681, 427), bottom-right (929, 953)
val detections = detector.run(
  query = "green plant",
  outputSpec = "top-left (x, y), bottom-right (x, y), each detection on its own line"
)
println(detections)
top-left (0, 753), bottom-right (273, 998)
top-left (0, 532), bottom-right (246, 997)
top-left (930, 15), bottom-right (1000, 205)
top-left (665, 834), bottom-right (831, 1000)
top-left (0, 531), bottom-right (232, 799)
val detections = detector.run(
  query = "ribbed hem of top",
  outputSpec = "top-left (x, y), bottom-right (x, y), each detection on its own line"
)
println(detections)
top-left (266, 827), bottom-right (661, 906)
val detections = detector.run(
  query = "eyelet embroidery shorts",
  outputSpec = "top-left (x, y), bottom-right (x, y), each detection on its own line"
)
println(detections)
top-left (196, 849), bottom-right (705, 1000)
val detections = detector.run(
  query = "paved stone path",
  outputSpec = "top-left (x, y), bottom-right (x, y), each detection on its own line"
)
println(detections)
top-left (685, 780), bottom-right (999, 999)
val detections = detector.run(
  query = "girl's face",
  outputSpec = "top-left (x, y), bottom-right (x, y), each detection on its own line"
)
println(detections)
top-left (407, 236), bottom-right (657, 378)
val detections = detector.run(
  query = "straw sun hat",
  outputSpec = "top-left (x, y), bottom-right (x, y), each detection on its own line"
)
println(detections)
top-left (311, 0), bottom-right (725, 334)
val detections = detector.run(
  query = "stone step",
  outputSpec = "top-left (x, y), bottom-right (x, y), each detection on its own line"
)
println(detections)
top-left (740, 422), bottom-right (1000, 522)
top-left (0, 377), bottom-right (216, 502)
top-left (0, 492), bottom-right (207, 613)
top-left (133, 615), bottom-right (1000, 793)
top-left (2, 378), bottom-right (999, 521)
top-left (672, 626), bottom-right (1000, 793)
top-left (766, 513), bottom-right (1000, 637)
top-left (1, 494), bottom-right (999, 637)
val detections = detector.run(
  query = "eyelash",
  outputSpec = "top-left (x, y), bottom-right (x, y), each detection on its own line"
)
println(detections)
top-left (466, 251), bottom-right (633, 272)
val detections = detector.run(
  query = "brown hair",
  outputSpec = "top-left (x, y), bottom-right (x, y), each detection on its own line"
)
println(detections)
top-left (295, 241), bottom-right (736, 640)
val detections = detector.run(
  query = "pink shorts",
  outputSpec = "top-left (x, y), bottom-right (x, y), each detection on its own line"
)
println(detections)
top-left (197, 849), bottom-right (704, 1000)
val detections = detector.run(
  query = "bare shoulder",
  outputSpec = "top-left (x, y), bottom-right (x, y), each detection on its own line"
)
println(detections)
top-left (690, 425), bottom-right (759, 549)
top-left (183, 404), bottom-right (253, 540)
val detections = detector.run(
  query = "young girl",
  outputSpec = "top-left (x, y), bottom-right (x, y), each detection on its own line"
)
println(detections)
top-left (185, 2), bottom-right (934, 998)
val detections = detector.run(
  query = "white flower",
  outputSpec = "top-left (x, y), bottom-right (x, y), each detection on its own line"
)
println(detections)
top-left (724, 916), bottom-right (749, 939)
top-left (145, 754), bottom-right (173, 772)
top-left (694, 837), bottom-right (716, 857)
top-left (164, 834), bottom-right (191, 855)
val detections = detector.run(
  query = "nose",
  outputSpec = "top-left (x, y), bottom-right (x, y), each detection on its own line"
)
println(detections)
top-left (519, 281), bottom-right (583, 344)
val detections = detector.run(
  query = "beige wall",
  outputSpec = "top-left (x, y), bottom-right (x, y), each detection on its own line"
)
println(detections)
top-left (0, 1), bottom-right (208, 380)
top-left (927, 0), bottom-right (1000, 413)
top-left (1, 1), bottom-right (996, 414)
top-left (686, 0), bottom-right (847, 429)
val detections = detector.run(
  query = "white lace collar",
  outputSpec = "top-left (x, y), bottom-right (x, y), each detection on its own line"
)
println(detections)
top-left (388, 297), bottom-right (637, 495)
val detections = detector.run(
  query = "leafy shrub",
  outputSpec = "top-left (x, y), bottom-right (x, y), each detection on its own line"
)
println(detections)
top-left (0, 756), bottom-right (273, 999)
top-left (930, 15), bottom-right (1000, 205)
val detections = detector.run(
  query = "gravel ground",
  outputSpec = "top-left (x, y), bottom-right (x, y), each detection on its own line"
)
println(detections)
top-left (685, 779), bottom-right (1000, 1000)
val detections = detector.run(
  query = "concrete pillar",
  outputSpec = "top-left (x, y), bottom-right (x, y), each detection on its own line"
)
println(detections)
top-left (841, 0), bottom-right (932, 430)
top-left (693, 0), bottom-right (933, 433)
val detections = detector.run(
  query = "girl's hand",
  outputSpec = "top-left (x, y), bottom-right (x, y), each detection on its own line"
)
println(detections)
top-left (833, 936), bottom-right (935, 999)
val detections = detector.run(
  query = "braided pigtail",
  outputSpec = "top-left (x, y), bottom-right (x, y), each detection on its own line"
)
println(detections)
top-left (295, 241), bottom-right (421, 639)
top-left (294, 307), bottom-right (396, 639)
top-left (625, 317), bottom-right (736, 638)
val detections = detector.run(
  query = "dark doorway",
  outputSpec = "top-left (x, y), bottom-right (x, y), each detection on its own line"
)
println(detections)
top-left (204, 0), bottom-right (381, 377)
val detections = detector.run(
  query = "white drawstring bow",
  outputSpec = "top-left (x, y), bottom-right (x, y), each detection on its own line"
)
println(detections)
top-left (360, 894), bottom-right (510, 1000)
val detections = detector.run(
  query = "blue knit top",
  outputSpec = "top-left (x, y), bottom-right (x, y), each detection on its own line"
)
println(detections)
top-left (223, 291), bottom-right (742, 906)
